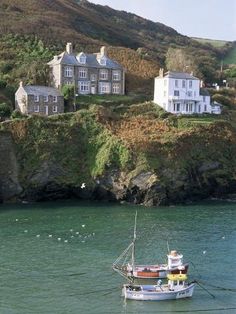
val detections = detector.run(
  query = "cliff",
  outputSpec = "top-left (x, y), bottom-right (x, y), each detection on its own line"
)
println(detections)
top-left (2, 106), bottom-right (236, 206)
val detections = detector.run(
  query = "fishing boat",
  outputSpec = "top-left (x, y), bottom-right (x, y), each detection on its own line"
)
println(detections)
top-left (122, 274), bottom-right (195, 301)
top-left (112, 212), bottom-right (188, 281)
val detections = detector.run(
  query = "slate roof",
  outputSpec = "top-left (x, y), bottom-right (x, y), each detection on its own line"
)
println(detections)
top-left (162, 71), bottom-right (199, 80)
top-left (200, 88), bottom-right (210, 96)
top-left (22, 85), bottom-right (62, 97)
top-left (48, 51), bottom-right (122, 69)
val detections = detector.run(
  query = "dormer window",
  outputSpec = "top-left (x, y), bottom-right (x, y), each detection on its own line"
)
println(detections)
top-left (99, 57), bottom-right (107, 66)
top-left (77, 53), bottom-right (86, 64)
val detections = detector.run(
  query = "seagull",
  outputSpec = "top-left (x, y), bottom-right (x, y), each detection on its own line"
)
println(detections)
top-left (81, 183), bottom-right (86, 189)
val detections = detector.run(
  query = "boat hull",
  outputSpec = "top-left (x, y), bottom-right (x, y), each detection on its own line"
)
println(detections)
top-left (123, 283), bottom-right (195, 301)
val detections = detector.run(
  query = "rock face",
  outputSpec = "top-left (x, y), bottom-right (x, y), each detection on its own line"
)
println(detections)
top-left (2, 116), bottom-right (236, 206)
top-left (0, 132), bottom-right (22, 202)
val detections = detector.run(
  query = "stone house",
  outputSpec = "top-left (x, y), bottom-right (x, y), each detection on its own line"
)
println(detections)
top-left (154, 70), bottom-right (222, 115)
top-left (15, 82), bottom-right (64, 116)
top-left (48, 43), bottom-right (125, 95)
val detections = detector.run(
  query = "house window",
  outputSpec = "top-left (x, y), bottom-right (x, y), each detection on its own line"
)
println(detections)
top-left (204, 105), bottom-right (207, 111)
top-left (34, 95), bottom-right (39, 102)
top-left (174, 90), bottom-right (179, 96)
top-left (64, 66), bottom-right (73, 77)
top-left (99, 82), bottom-right (110, 94)
top-left (189, 80), bottom-right (193, 88)
top-left (173, 103), bottom-right (180, 112)
top-left (164, 91), bottom-right (167, 97)
top-left (53, 96), bottom-right (57, 103)
top-left (79, 55), bottom-right (86, 64)
top-left (34, 105), bottom-right (39, 112)
top-left (182, 80), bottom-right (186, 88)
top-left (175, 80), bottom-right (178, 87)
top-left (112, 83), bottom-right (120, 94)
top-left (187, 91), bottom-right (192, 97)
top-left (198, 105), bottom-right (201, 113)
top-left (100, 69), bottom-right (108, 80)
top-left (52, 105), bottom-right (58, 113)
top-left (66, 81), bottom-right (72, 85)
top-left (44, 96), bottom-right (48, 102)
top-left (99, 57), bottom-right (107, 66)
top-left (189, 103), bottom-right (193, 111)
top-left (112, 70), bottom-right (121, 81)
top-left (79, 68), bottom-right (87, 78)
top-left (203, 96), bottom-right (206, 102)
top-left (79, 81), bottom-right (90, 93)
top-left (186, 103), bottom-right (189, 112)
top-left (91, 74), bottom-right (97, 81)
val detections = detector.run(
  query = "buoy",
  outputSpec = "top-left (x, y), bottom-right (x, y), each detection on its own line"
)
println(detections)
top-left (15, 219), bottom-right (19, 222)
top-left (64, 240), bottom-right (68, 243)
top-left (36, 234), bottom-right (40, 238)
top-left (76, 232), bottom-right (79, 235)
top-left (222, 236), bottom-right (225, 240)
top-left (57, 238), bottom-right (61, 241)
top-left (24, 230), bottom-right (28, 233)
top-left (203, 250), bottom-right (206, 254)
top-left (82, 224), bottom-right (85, 228)
top-left (70, 229), bottom-right (73, 232)
top-left (49, 235), bottom-right (52, 238)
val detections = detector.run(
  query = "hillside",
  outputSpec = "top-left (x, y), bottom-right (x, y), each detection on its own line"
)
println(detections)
top-left (2, 108), bottom-right (236, 205)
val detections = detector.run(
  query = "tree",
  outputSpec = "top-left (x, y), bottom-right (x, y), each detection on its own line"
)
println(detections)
top-left (165, 48), bottom-right (198, 74)
top-left (0, 102), bottom-right (12, 119)
top-left (61, 85), bottom-right (75, 112)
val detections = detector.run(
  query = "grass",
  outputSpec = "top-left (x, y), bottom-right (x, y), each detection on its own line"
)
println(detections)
top-left (192, 37), bottom-right (229, 48)
top-left (76, 94), bottom-right (149, 106)
top-left (224, 44), bottom-right (236, 65)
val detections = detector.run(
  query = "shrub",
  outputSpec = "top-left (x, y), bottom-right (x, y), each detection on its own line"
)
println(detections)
top-left (0, 102), bottom-right (12, 118)
top-left (11, 109), bottom-right (27, 119)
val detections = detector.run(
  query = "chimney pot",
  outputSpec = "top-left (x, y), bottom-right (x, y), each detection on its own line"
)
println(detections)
top-left (100, 46), bottom-right (107, 57)
top-left (19, 81), bottom-right (23, 87)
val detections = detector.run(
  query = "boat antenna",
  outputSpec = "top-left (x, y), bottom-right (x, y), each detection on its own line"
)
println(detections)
top-left (131, 211), bottom-right (137, 270)
top-left (167, 240), bottom-right (170, 253)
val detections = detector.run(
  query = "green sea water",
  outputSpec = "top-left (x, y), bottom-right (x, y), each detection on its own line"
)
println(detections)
top-left (0, 200), bottom-right (235, 314)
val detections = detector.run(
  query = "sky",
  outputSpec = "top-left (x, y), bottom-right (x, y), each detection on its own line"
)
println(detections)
top-left (89, 0), bottom-right (236, 41)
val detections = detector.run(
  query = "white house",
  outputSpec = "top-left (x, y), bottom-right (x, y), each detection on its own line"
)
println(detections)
top-left (154, 69), bottom-right (222, 115)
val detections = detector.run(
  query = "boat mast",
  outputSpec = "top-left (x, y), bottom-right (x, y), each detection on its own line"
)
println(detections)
top-left (131, 211), bottom-right (137, 270)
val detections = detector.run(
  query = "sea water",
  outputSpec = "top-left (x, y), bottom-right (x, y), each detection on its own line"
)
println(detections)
top-left (0, 200), bottom-right (235, 314)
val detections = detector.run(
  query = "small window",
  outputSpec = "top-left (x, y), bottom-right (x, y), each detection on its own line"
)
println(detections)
top-left (204, 105), bottom-right (207, 111)
top-left (100, 57), bottom-right (107, 66)
top-left (112, 83), bottom-right (120, 94)
top-left (182, 80), bottom-right (186, 88)
top-left (64, 66), bottom-right (73, 78)
top-left (112, 70), bottom-right (121, 81)
top-left (34, 105), bottom-right (39, 112)
top-left (175, 80), bottom-right (178, 87)
top-left (53, 96), bottom-right (57, 103)
top-left (176, 103), bottom-right (180, 112)
top-left (174, 90), bottom-right (179, 96)
top-left (189, 80), bottom-right (193, 88)
top-left (79, 68), bottom-right (87, 79)
top-left (203, 96), bottom-right (206, 102)
top-left (187, 91), bottom-right (192, 97)
top-left (198, 105), bottom-right (201, 113)
top-left (100, 69), bottom-right (108, 80)
top-left (44, 96), bottom-right (48, 102)
top-left (79, 56), bottom-right (86, 64)
top-left (52, 105), bottom-right (58, 113)
top-left (34, 95), bottom-right (39, 102)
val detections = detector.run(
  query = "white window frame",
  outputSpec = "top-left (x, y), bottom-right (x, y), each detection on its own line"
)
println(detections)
top-left (189, 80), bottom-right (193, 88)
top-left (64, 66), bottom-right (73, 78)
top-left (112, 83), bottom-right (120, 94)
top-left (52, 105), bottom-right (58, 113)
top-left (112, 70), bottom-right (121, 81)
top-left (79, 81), bottom-right (90, 93)
top-left (182, 80), bottom-right (186, 88)
top-left (44, 96), bottom-right (48, 102)
top-left (187, 91), bottom-right (192, 97)
top-left (99, 82), bottom-right (110, 94)
top-left (79, 56), bottom-right (86, 64)
top-left (34, 105), bottom-right (39, 112)
top-left (79, 68), bottom-right (87, 79)
top-left (99, 69), bottom-right (108, 80)
top-left (34, 95), bottom-right (39, 102)
top-left (53, 96), bottom-right (57, 103)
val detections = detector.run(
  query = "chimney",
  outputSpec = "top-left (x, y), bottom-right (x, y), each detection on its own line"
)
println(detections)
top-left (200, 80), bottom-right (204, 88)
top-left (19, 81), bottom-right (23, 87)
top-left (66, 43), bottom-right (73, 54)
top-left (100, 46), bottom-right (107, 57)
top-left (190, 71), bottom-right (194, 76)
top-left (159, 68), bottom-right (164, 78)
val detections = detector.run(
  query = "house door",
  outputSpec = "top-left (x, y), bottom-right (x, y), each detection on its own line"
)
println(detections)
top-left (45, 105), bottom-right (48, 116)
top-left (91, 86), bottom-right (96, 94)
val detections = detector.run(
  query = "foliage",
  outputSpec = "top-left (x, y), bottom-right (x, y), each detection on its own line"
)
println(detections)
top-left (11, 109), bottom-right (27, 119)
top-left (0, 102), bottom-right (11, 118)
